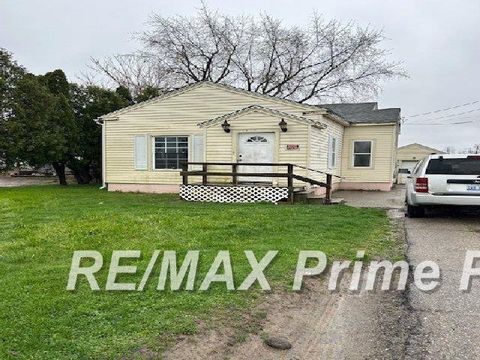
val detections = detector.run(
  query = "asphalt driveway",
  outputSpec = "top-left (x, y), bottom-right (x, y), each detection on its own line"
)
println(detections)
top-left (405, 210), bottom-right (480, 359)
top-left (340, 186), bottom-right (480, 358)
top-left (0, 175), bottom-right (57, 187)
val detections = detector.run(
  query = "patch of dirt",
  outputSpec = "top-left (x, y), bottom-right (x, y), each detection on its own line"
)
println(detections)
top-left (163, 277), bottom-right (408, 360)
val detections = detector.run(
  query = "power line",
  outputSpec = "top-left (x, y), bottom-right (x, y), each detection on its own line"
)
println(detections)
top-left (404, 118), bottom-right (480, 126)
top-left (405, 120), bottom-right (474, 126)
top-left (405, 107), bottom-right (480, 124)
top-left (405, 100), bottom-right (480, 119)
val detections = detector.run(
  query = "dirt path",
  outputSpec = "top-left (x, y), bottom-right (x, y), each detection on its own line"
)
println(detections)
top-left (164, 276), bottom-right (408, 360)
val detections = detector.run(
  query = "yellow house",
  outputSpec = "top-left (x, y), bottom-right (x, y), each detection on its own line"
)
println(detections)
top-left (98, 82), bottom-right (401, 197)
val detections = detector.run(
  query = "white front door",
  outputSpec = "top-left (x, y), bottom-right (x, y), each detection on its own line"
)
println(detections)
top-left (238, 133), bottom-right (275, 182)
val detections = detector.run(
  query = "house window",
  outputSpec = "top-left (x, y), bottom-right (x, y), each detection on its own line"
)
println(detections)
top-left (353, 141), bottom-right (372, 167)
top-left (247, 136), bottom-right (268, 143)
top-left (328, 136), bottom-right (337, 169)
top-left (154, 136), bottom-right (188, 169)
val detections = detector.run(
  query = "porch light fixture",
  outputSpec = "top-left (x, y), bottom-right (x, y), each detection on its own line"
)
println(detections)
top-left (221, 120), bottom-right (231, 133)
top-left (279, 118), bottom-right (288, 132)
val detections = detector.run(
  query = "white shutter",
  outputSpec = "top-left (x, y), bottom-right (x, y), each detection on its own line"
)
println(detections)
top-left (192, 135), bottom-right (204, 162)
top-left (134, 135), bottom-right (148, 170)
top-left (192, 135), bottom-right (204, 170)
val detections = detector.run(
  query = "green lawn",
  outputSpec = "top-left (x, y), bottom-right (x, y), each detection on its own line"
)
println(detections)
top-left (0, 186), bottom-right (398, 359)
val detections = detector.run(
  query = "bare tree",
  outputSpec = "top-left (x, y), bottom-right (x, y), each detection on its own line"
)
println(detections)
top-left (89, 5), bottom-right (405, 102)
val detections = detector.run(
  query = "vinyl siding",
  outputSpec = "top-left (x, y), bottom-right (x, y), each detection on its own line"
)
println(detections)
top-left (105, 84), bottom-right (317, 185)
top-left (397, 144), bottom-right (443, 162)
top-left (309, 118), bottom-right (344, 185)
top-left (341, 124), bottom-right (398, 183)
top-left (205, 111), bottom-right (309, 186)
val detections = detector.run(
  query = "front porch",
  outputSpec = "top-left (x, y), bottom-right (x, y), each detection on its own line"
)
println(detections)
top-left (179, 162), bottom-right (338, 204)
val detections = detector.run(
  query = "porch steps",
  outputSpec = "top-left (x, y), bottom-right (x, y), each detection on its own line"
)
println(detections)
top-left (294, 189), bottom-right (344, 205)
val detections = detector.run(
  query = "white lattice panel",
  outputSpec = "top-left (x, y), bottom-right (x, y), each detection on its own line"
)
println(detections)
top-left (180, 185), bottom-right (289, 203)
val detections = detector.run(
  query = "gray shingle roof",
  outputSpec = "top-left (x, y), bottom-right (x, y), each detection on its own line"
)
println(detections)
top-left (319, 102), bottom-right (401, 124)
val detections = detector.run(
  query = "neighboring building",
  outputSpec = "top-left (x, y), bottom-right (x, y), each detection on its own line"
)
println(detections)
top-left (396, 143), bottom-right (445, 184)
top-left (98, 81), bottom-right (401, 194)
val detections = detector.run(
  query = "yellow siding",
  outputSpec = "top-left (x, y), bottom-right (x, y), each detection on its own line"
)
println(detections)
top-left (205, 111), bottom-right (310, 186)
top-left (309, 119), bottom-right (344, 185)
top-left (397, 144), bottom-right (443, 161)
top-left (105, 84), bottom-right (315, 184)
top-left (341, 124), bottom-right (398, 183)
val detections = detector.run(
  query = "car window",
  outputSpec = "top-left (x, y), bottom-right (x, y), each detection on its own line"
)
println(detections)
top-left (425, 157), bottom-right (480, 175)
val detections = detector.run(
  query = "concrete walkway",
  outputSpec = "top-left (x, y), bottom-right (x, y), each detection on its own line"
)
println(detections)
top-left (335, 185), bottom-right (406, 209)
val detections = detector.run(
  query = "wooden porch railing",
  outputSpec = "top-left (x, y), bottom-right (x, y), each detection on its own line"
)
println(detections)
top-left (180, 162), bottom-right (335, 204)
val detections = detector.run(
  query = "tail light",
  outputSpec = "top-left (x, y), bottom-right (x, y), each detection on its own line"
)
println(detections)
top-left (415, 177), bottom-right (429, 193)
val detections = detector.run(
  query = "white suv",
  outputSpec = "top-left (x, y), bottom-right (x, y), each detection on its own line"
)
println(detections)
top-left (405, 154), bottom-right (480, 217)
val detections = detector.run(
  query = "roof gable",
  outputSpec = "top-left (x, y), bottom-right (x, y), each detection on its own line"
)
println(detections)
top-left (99, 81), bottom-right (331, 121)
top-left (199, 105), bottom-right (327, 129)
top-left (398, 143), bottom-right (444, 153)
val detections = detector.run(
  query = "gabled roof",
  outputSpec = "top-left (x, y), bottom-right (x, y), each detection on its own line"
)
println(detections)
top-left (398, 143), bottom-right (445, 153)
top-left (319, 102), bottom-right (401, 124)
top-left (198, 105), bottom-right (328, 129)
top-left (99, 81), bottom-right (334, 121)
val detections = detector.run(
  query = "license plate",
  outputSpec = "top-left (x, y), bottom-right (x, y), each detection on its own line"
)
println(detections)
top-left (467, 185), bottom-right (480, 191)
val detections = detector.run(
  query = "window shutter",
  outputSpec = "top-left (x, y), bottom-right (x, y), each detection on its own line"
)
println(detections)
top-left (331, 137), bottom-right (336, 168)
top-left (134, 135), bottom-right (148, 170)
top-left (192, 135), bottom-right (204, 162)
top-left (192, 135), bottom-right (204, 170)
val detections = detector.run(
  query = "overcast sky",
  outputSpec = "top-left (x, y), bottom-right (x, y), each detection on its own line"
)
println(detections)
top-left (2, 0), bottom-right (479, 150)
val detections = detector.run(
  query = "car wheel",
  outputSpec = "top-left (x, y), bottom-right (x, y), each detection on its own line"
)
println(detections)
top-left (407, 204), bottom-right (425, 218)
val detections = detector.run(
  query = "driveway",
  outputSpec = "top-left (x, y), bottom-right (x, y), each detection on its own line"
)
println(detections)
top-left (340, 186), bottom-right (480, 358)
top-left (0, 175), bottom-right (57, 187)
top-left (405, 210), bottom-right (480, 359)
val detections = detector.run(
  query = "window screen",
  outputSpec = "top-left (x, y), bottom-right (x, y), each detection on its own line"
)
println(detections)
top-left (154, 136), bottom-right (188, 169)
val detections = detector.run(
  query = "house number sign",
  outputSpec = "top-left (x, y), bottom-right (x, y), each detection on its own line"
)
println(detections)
top-left (286, 144), bottom-right (300, 150)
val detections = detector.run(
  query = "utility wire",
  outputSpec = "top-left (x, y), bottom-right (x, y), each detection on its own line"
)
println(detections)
top-left (404, 119), bottom-right (480, 126)
top-left (405, 100), bottom-right (480, 118)
top-left (405, 107), bottom-right (480, 124)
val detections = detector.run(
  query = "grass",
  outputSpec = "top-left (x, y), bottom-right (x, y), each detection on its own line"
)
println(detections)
top-left (0, 185), bottom-right (399, 359)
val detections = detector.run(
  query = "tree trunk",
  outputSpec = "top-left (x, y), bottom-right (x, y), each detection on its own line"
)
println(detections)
top-left (72, 168), bottom-right (92, 184)
top-left (69, 160), bottom-right (93, 184)
top-left (52, 162), bottom-right (67, 185)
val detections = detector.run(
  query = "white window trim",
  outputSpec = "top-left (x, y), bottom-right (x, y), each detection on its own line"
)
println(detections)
top-left (152, 135), bottom-right (190, 171)
top-left (352, 140), bottom-right (373, 168)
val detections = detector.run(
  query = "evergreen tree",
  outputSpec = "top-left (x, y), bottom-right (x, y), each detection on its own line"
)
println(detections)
top-left (68, 85), bottom-right (129, 183)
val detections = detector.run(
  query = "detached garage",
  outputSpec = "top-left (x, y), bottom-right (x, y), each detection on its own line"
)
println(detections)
top-left (396, 143), bottom-right (445, 184)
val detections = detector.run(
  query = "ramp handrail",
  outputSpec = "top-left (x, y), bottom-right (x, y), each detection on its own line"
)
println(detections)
top-left (180, 162), bottom-right (333, 204)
